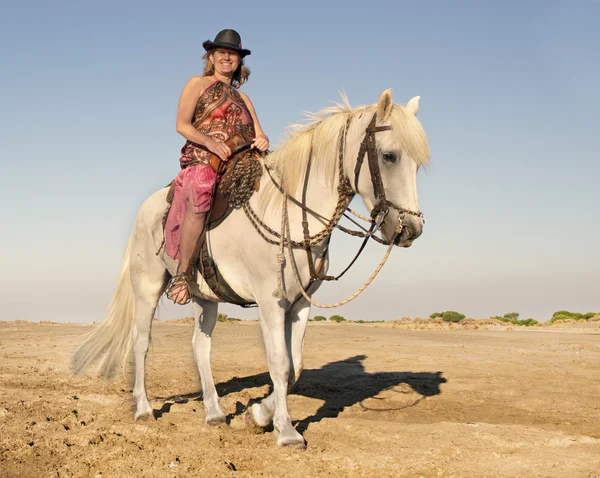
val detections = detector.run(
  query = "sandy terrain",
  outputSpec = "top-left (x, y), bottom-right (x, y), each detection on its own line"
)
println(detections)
top-left (1, 321), bottom-right (599, 477)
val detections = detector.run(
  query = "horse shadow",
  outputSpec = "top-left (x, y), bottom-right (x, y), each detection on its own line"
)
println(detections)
top-left (153, 355), bottom-right (446, 433)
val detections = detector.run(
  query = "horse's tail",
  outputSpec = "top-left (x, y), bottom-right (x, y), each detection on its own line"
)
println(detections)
top-left (71, 235), bottom-right (135, 378)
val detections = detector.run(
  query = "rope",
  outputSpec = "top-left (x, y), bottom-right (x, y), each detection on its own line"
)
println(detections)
top-left (272, 188), bottom-right (288, 300)
top-left (283, 189), bottom-right (403, 308)
top-left (347, 207), bottom-right (372, 223)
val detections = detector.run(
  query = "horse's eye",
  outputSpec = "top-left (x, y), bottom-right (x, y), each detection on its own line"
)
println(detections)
top-left (382, 152), bottom-right (397, 163)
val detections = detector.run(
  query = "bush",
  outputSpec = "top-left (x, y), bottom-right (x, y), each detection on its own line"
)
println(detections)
top-left (551, 310), bottom-right (586, 321)
top-left (353, 319), bottom-right (385, 324)
top-left (429, 312), bottom-right (442, 319)
top-left (216, 313), bottom-right (240, 323)
top-left (312, 315), bottom-right (327, 322)
top-left (492, 314), bottom-right (539, 327)
top-left (584, 312), bottom-right (598, 319)
top-left (329, 315), bottom-right (346, 323)
top-left (441, 311), bottom-right (465, 323)
top-left (217, 313), bottom-right (229, 322)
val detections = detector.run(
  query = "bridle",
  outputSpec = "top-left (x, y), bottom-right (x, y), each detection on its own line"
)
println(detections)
top-left (352, 113), bottom-right (424, 232)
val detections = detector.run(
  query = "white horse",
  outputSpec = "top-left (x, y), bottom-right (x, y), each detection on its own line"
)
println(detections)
top-left (71, 89), bottom-right (430, 447)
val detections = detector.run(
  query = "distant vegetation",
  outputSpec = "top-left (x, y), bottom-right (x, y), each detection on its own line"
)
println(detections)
top-left (329, 315), bottom-right (346, 323)
top-left (550, 310), bottom-right (599, 323)
top-left (441, 311), bottom-right (466, 323)
top-left (309, 315), bottom-right (384, 324)
top-left (429, 311), bottom-right (467, 323)
top-left (431, 310), bottom-right (540, 326)
top-left (310, 315), bottom-right (327, 322)
top-left (490, 313), bottom-right (539, 327)
top-left (217, 313), bottom-right (241, 323)
top-left (170, 308), bottom-right (599, 329)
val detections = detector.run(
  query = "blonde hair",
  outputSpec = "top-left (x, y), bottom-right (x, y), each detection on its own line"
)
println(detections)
top-left (202, 49), bottom-right (250, 89)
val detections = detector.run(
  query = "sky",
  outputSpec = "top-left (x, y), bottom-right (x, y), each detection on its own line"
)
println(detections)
top-left (1, 0), bottom-right (598, 323)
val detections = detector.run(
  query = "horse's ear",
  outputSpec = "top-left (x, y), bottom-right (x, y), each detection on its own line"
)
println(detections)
top-left (377, 88), bottom-right (394, 121)
top-left (406, 96), bottom-right (420, 116)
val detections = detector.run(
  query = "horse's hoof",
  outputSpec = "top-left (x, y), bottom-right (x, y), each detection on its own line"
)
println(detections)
top-left (277, 428), bottom-right (305, 448)
top-left (206, 413), bottom-right (227, 426)
top-left (244, 410), bottom-right (266, 433)
top-left (249, 403), bottom-right (272, 428)
top-left (278, 435), bottom-right (306, 449)
top-left (134, 411), bottom-right (155, 421)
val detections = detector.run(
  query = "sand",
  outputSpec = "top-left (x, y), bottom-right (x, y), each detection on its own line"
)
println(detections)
top-left (1, 321), bottom-right (599, 477)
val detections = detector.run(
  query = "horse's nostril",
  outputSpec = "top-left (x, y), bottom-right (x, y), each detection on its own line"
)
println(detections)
top-left (400, 225), bottom-right (413, 241)
top-left (394, 225), bottom-right (413, 245)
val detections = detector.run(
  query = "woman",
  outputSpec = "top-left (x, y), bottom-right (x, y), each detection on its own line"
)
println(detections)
top-left (164, 29), bottom-right (269, 305)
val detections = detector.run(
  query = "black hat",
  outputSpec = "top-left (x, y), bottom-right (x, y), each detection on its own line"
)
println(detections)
top-left (202, 29), bottom-right (251, 58)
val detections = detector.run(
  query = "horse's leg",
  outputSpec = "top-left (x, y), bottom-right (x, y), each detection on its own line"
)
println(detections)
top-left (254, 300), bottom-right (304, 447)
top-left (130, 239), bottom-right (169, 420)
top-left (192, 298), bottom-right (226, 425)
top-left (249, 299), bottom-right (310, 426)
top-left (286, 298), bottom-right (311, 391)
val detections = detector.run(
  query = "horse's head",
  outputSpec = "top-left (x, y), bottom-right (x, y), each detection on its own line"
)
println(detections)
top-left (346, 89), bottom-right (430, 247)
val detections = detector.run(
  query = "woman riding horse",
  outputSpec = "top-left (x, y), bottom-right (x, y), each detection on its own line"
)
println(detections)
top-left (164, 29), bottom-right (269, 305)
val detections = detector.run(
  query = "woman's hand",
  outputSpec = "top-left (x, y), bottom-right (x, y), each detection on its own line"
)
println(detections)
top-left (252, 133), bottom-right (269, 152)
top-left (205, 137), bottom-right (232, 161)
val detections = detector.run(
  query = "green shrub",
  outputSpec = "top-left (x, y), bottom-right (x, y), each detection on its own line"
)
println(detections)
top-left (312, 315), bottom-right (327, 322)
top-left (552, 310), bottom-right (586, 321)
top-left (441, 311), bottom-right (465, 323)
top-left (552, 310), bottom-right (582, 320)
top-left (217, 313), bottom-right (241, 322)
top-left (353, 319), bottom-right (385, 324)
top-left (217, 313), bottom-right (229, 322)
top-left (491, 315), bottom-right (538, 326)
top-left (329, 315), bottom-right (346, 323)
top-left (429, 312), bottom-right (442, 319)
top-left (584, 312), bottom-right (598, 319)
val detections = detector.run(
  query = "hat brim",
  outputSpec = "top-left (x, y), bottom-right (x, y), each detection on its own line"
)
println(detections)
top-left (202, 40), bottom-right (251, 58)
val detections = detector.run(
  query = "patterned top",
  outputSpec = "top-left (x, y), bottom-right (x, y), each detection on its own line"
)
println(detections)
top-left (180, 80), bottom-right (255, 167)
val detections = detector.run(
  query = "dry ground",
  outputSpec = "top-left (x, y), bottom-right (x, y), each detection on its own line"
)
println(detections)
top-left (0, 321), bottom-right (599, 477)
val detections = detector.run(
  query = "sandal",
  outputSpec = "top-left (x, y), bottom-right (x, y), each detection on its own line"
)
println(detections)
top-left (165, 273), bottom-right (192, 305)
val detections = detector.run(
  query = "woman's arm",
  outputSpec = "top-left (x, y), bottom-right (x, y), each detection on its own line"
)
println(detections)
top-left (175, 77), bottom-right (231, 160)
top-left (239, 92), bottom-right (270, 152)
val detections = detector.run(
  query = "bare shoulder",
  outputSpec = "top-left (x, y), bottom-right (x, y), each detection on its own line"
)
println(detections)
top-left (184, 75), bottom-right (211, 92)
top-left (238, 90), bottom-right (253, 105)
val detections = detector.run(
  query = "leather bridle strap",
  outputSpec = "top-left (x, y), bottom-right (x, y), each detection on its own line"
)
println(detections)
top-left (353, 113), bottom-right (392, 225)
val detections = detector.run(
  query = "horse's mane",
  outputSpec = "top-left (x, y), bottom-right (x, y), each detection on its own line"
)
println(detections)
top-left (260, 94), bottom-right (430, 212)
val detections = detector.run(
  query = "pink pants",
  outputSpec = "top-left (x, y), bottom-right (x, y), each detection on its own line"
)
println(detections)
top-left (164, 163), bottom-right (217, 260)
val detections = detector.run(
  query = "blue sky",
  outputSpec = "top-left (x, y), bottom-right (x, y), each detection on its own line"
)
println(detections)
top-left (1, 0), bottom-right (598, 322)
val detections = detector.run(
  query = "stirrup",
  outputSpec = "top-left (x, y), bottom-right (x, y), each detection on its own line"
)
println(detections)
top-left (165, 273), bottom-right (192, 305)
